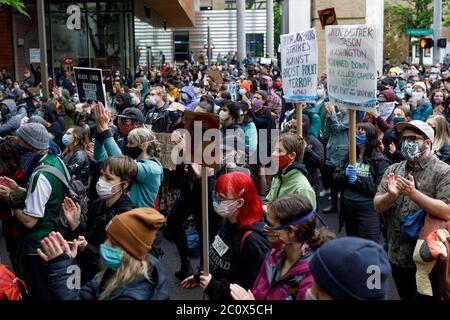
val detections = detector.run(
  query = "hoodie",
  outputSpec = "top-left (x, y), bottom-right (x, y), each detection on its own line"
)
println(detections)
top-left (0, 99), bottom-right (20, 136)
top-left (252, 247), bottom-right (314, 300)
top-left (116, 93), bottom-right (133, 114)
top-left (181, 86), bottom-right (198, 111)
top-left (265, 161), bottom-right (317, 209)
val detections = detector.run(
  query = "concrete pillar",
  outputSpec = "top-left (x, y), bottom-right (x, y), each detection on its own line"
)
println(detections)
top-left (37, 0), bottom-right (48, 98)
top-left (266, 0), bottom-right (274, 58)
top-left (236, 0), bottom-right (246, 63)
top-left (433, 0), bottom-right (442, 65)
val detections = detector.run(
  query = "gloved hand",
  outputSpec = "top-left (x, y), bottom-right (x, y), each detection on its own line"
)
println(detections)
top-left (345, 165), bottom-right (357, 184)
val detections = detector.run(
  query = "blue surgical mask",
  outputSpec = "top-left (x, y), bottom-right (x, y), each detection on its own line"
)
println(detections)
top-left (238, 88), bottom-right (247, 96)
top-left (356, 133), bottom-right (367, 146)
top-left (100, 244), bottom-right (123, 271)
top-left (62, 134), bottom-right (73, 147)
top-left (405, 88), bottom-right (413, 96)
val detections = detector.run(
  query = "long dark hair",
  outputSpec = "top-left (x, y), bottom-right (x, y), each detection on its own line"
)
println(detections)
top-left (0, 136), bottom-right (20, 176)
top-left (357, 122), bottom-right (380, 159)
top-left (64, 126), bottom-right (90, 154)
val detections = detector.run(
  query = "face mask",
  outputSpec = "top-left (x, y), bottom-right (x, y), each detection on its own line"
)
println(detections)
top-left (169, 111), bottom-right (181, 124)
top-left (14, 85), bottom-right (19, 89)
top-left (16, 145), bottom-right (39, 175)
top-left (181, 93), bottom-right (190, 103)
top-left (24, 73), bottom-right (30, 78)
top-left (118, 122), bottom-right (137, 136)
top-left (434, 97), bottom-right (444, 105)
top-left (213, 199), bottom-right (240, 218)
top-left (147, 95), bottom-right (158, 106)
top-left (405, 88), bottom-right (413, 96)
top-left (356, 133), bottom-right (367, 146)
top-left (252, 99), bottom-right (263, 109)
top-left (0, 108), bottom-right (10, 117)
top-left (124, 145), bottom-right (142, 159)
top-left (398, 81), bottom-right (406, 89)
top-left (401, 140), bottom-right (424, 161)
top-left (305, 288), bottom-right (318, 300)
top-left (100, 244), bottom-right (123, 271)
top-left (317, 89), bottom-right (325, 98)
top-left (393, 116), bottom-right (405, 125)
top-left (219, 110), bottom-right (229, 121)
top-left (96, 178), bottom-right (123, 200)
top-left (412, 91), bottom-right (424, 101)
top-left (238, 88), bottom-right (247, 96)
top-left (272, 153), bottom-right (293, 172)
top-left (62, 134), bottom-right (73, 147)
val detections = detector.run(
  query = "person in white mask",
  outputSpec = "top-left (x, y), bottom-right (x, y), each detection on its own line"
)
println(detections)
top-left (409, 82), bottom-right (433, 122)
top-left (60, 156), bottom-right (137, 283)
top-left (180, 172), bottom-right (270, 300)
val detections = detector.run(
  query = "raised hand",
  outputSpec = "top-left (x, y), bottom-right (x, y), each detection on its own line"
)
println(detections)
top-left (37, 231), bottom-right (78, 261)
top-left (386, 173), bottom-right (399, 199)
top-left (62, 197), bottom-right (81, 231)
top-left (0, 176), bottom-right (19, 191)
top-left (230, 283), bottom-right (255, 300)
top-left (0, 185), bottom-right (11, 202)
top-left (93, 102), bottom-right (110, 132)
top-left (396, 174), bottom-right (416, 198)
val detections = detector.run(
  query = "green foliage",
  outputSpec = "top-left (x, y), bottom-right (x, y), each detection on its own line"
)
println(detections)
top-left (384, 0), bottom-right (433, 32)
top-left (0, 0), bottom-right (28, 16)
top-left (444, 16), bottom-right (450, 27)
top-left (274, 0), bottom-right (281, 53)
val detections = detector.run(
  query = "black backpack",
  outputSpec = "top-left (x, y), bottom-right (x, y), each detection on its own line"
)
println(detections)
top-left (34, 157), bottom-right (89, 237)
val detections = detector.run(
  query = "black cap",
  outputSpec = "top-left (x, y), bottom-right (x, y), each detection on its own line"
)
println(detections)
top-left (117, 107), bottom-right (144, 123)
top-left (201, 94), bottom-right (214, 105)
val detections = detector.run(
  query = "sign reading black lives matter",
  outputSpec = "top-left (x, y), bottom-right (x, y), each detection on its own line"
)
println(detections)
top-left (73, 67), bottom-right (106, 105)
top-left (280, 28), bottom-right (318, 103)
top-left (326, 25), bottom-right (377, 112)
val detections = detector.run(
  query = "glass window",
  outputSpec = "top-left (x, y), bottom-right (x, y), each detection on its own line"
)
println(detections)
top-left (246, 33), bottom-right (264, 58)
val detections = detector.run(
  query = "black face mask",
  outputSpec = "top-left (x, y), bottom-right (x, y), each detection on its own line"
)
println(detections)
top-left (124, 146), bottom-right (142, 159)
top-left (1, 108), bottom-right (10, 117)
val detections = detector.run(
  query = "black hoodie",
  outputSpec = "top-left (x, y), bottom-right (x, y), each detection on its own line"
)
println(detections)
top-left (205, 219), bottom-right (270, 300)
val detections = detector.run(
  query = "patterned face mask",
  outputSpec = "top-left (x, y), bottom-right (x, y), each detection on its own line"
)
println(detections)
top-left (401, 140), bottom-right (423, 161)
top-left (118, 122), bottom-right (137, 136)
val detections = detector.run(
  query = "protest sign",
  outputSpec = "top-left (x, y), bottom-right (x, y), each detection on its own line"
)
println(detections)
top-left (29, 48), bottom-right (40, 63)
top-left (154, 133), bottom-right (178, 171)
top-left (377, 102), bottom-right (396, 121)
top-left (326, 25), bottom-right (377, 112)
top-left (228, 83), bottom-right (237, 101)
top-left (280, 28), bottom-right (318, 103)
top-left (183, 111), bottom-right (221, 169)
top-left (73, 67), bottom-right (106, 105)
top-left (206, 69), bottom-right (223, 84)
top-left (260, 57), bottom-right (272, 65)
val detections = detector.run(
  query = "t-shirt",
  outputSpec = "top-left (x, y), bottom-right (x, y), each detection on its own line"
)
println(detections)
top-left (23, 155), bottom-right (65, 255)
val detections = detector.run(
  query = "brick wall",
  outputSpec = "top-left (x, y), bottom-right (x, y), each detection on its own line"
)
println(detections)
top-left (0, 7), bottom-right (14, 74)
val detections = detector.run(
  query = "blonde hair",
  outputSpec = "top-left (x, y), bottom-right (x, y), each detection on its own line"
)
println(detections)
top-left (98, 250), bottom-right (153, 300)
top-left (128, 127), bottom-right (161, 158)
top-left (151, 86), bottom-right (168, 102)
top-left (431, 115), bottom-right (450, 152)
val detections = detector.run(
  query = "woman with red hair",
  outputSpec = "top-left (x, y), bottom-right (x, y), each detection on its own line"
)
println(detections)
top-left (181, 172), bottom-right (270, 300)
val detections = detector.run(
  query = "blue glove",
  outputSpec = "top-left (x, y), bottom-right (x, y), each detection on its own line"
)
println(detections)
top-left (345, 165), bottom-right (358, 184)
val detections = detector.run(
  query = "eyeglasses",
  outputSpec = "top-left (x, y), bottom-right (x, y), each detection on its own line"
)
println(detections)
top-left (212, 189), bottom-right (245, 204)
top-left (401, 135), bottom-right (425, 143)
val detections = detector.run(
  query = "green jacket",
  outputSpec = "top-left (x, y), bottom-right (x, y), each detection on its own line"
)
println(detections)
top-left (265, 162), bottom-right (316, 209)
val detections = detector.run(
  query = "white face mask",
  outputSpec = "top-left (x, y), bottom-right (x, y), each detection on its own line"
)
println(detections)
top-left (213, 199), bottom-right (239, 218)
top-left (96, 178), bottom-right (122, 200)
top-left (412, 91), bottom-right (424, 101)
top-left (317, 89), bottom-right (325, 98)
top-left (147, 95), bottom-right (158, 106)
top-left (219, 110), bottom-right (229, 121)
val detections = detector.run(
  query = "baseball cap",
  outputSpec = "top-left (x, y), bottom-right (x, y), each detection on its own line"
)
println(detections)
top-left (117, 107), bottom-right (144, 123)
top-left (396, 120), bottom-right (435, 143)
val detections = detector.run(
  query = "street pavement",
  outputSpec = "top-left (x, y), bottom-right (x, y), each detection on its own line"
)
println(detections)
top-left (0, 195), bottom-right (399, 300)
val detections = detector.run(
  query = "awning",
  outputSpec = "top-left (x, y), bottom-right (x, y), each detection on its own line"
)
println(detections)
top-left (135, 0), bottom-right (196, 28)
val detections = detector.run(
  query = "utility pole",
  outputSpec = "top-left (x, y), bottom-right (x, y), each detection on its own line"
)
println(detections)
top-left (237, 0), bottom-right (246, 64)
top-left (207, 17), bottom-right (212, 66)
top-left (433, 0), bottom-right (442, 65)
top-left (37, 0), bottom-right (48, 98)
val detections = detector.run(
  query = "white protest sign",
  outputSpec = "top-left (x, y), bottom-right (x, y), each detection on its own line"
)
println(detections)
top-left (377, 102), bottom-right (396, 121)
top-left (228, 83), bottom-right (237, 101)
top-left (281, 28), bottom-right (318, 103)
top-left (29, 48), bottom-right (40, 63)
top-left (326, 25), bottom-right (377, 111)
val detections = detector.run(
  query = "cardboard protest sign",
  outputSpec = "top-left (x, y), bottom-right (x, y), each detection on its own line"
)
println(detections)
top-left (377, 102), bottom-right (396, 121)
top-left (183, 111), bottom-right (221, 169)
top-left (206, 69), bottom-right (223, 84)
top-left (326, 25), bottom-right (377, 112)
top-left (154, 133), bottom-right (178, 171)
top-left (280, 28), bottom-right (318, 103)
top-left (73, 67), bottom-right (106, 105)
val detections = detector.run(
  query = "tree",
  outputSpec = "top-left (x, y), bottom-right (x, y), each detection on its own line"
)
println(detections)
top-left (0, 0), bottom-right (28, 16)
top-left (384, 0), bottom-right (433, 65)
top-left (274, 0), bottom-right (281, 56)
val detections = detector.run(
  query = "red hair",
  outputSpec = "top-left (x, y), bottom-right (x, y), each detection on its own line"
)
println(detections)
top-left (215, 172), bottom-right (263, 228)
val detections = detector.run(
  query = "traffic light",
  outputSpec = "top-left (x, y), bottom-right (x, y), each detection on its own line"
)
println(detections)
top-left (419, 38), bottom-right (433, 49)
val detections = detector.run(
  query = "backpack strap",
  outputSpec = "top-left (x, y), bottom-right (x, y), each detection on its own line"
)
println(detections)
top-left (33, 165), bottom-right (69, 189)
top-left (240, 230), bottom-right (253, 256)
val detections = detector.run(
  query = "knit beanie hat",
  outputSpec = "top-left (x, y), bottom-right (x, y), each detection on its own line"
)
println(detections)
top-left (16, 122), bottom-right (49, 150)
top-left (106, 208), bottom-right (166, 260)
top-left (309, 237), bottom-right (391, 300)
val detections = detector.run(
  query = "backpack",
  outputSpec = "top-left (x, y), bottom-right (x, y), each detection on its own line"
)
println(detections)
top-left (0, 264), bottom-right (27, 300)
top-left (34, 157), bottom-right (89, 237)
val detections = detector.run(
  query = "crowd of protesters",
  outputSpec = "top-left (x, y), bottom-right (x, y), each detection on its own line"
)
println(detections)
top-left (0, 53), bottom-right (449, 301)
